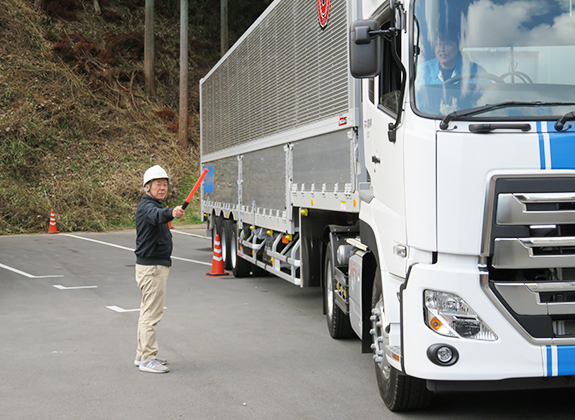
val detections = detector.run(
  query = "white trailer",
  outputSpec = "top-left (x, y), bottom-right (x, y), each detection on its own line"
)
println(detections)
top-left (201, 0), bottom-right (575, 411)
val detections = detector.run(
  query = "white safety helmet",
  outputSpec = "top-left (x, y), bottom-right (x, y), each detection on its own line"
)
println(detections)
top-left (143, 165), bottom-right (169, 189)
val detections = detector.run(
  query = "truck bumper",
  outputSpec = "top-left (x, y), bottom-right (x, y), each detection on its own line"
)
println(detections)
top-left (402, 257), bottom-right (575, 382)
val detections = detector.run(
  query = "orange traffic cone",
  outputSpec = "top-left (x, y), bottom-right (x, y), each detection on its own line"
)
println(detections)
top-left (48, 209), bottom-right (58, 234)
top-left (206, 234), bottom-right (230, 277)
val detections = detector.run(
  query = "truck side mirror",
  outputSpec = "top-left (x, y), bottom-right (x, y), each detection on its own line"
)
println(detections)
top-left (349, 19), bottom-right (381, 78)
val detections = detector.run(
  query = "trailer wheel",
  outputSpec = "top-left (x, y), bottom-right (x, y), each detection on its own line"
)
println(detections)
top-left (252, 265), bottom-right (269, 277)
top-left (371, 273), bottom-right (432, 411)
top-left (221, 219), bottom-right (234, 270)
top-left (231, 222), bottom-right (251, 278)
top-left (210, 214), bottom-right (222, 251)
top-left (324, 243), bottom-right (353, 338)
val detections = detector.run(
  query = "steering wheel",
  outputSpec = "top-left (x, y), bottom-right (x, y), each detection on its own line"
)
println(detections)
top-left (444, 73), bottom-right (505, 84)
top-left (499, 71), bottom-right (534, 84)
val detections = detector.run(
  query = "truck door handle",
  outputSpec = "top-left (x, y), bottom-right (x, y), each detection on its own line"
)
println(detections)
top-left (372, 155), bottom-right (381, 164)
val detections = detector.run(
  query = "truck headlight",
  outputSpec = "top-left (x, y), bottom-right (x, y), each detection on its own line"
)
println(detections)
top-left (424, 290), bottom-right (497, 341)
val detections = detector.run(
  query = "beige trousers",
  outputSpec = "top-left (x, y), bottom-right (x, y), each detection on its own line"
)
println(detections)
top-left (135, 264), bottom-right (170, 360)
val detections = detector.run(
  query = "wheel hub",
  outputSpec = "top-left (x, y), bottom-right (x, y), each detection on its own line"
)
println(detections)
top-left (370, 299), bottom-right (391, 379)
top-left (326, 266), bottom-right (334, 323)
top-left (230, 229), bottom-right (237, 268)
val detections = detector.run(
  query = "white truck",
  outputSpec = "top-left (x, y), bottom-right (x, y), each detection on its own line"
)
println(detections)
top-left (200, 0), bottom-right (575, 411)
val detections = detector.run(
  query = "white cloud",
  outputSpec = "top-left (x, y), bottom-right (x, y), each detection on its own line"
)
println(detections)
top-left (463, 0), bottom-right (575, 47)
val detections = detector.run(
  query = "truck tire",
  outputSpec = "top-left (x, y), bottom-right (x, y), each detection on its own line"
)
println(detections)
top-left (211, 214), bottom-right (222, 252)
top-left (252, 264), bottom-right (269, 277)
top-left (232, 222), bottom-right (251, 278)
top-left (221, 219), bottom-right (234, 270)
top-left (371, 273), bottom-right (432, 411)
top-left (324, 243), bottom-right (353, 339)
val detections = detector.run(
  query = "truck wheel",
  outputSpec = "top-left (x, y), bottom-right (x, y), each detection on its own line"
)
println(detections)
top-left (252, 265), bottom-right (269, 277)
top-left (221, 219), bottom-right (234, 270)
top-left (232, 222), bottom-right (251, 278)
top-left (324, 243), bottom-right (353, 338)
top-left (211, 214), bottom-right (222, 251)
top-left (371, 273), bottom-right (432, 411)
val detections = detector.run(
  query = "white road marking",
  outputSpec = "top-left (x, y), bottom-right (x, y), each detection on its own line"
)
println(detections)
top-left (171, 230), bottom-right (210, 240)
top-left (107, 305), bottom-right (166, 313)
top-left (61, 233), bottom-right (211, 266)
top-left (61, 234), bottom-right (134, 251)
top-left (106, 305), bottom-right (140, 313)
top-left (0, 262), bottom-right (63, 279)
top-left (53, 285), bottom-right (98, 290)
top-left (172, 256), bottom-right (211, 266)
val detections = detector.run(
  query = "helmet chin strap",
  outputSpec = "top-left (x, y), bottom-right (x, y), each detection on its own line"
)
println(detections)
top-left (144, 178), bottom-right (169, 202)
top-left (145, 180), bottom-right (160, 201)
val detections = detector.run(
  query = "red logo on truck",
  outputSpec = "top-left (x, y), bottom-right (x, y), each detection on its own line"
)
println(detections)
top-left (318, 0), bottom-right (330, 28)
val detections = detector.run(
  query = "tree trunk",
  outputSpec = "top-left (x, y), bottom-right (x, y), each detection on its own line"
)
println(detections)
top-left (144, 0), bottom-right (156, 96)
top-left (178, 0), bottom-right (189, 148)
top-left (221, 0), bottom-right (228, 57)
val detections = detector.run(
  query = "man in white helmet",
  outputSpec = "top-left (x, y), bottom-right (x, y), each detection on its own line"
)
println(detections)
top-left (134, 165), bottom-right (185, 373)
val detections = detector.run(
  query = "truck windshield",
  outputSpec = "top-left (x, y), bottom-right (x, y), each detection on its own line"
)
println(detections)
top-left (413, 0), bottom-right (575, 118)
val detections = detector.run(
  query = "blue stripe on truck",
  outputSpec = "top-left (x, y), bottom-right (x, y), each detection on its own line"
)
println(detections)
top-left (557, 346), bottom-right (575, 376)
top-left (537, 121), bottom-right (546, 169)
top-left (539, 121), bottom-right (575, 170)
top-left (546, 345), bottom-right (575, 376)
top-left (548, 131), bottom-right (575, 170)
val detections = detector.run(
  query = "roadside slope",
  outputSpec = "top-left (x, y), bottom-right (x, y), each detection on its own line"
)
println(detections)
top-left (0, 0), bottom-right (199, 233)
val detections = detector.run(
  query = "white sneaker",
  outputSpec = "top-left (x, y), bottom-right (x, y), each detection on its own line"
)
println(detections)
top-left (134, 356), bottom-right (167, 367)
top-left (139, 358), bottom-right (169, 373)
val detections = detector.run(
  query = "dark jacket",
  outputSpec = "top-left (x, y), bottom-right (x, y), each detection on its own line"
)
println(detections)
top-left (135, 194), bottom-right (175, 266)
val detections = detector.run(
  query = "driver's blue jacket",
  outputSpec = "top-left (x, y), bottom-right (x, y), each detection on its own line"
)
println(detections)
top-left (416, 55), bottom-right (486, 88)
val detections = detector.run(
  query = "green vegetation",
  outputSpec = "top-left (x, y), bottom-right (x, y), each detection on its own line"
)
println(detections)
top-left (0, 0), bottom-right (269, 234)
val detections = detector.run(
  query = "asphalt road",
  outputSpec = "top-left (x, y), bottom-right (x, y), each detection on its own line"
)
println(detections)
top-left (1, 226), bottom-right (574, 420)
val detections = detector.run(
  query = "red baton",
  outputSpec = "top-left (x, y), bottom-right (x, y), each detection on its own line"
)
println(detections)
top-left (182, 168), bottom-right (209, 210)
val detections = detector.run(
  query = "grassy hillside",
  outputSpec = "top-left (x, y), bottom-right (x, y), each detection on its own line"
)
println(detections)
top-left (0, 0), bottom-right (268, 234)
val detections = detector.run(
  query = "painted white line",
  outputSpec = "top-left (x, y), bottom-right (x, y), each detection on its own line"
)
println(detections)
top-left (172, 256), bottom-right (212, 266)
top-left (171, 230), bottom-right (210, 240)
top-left (106, 305), bottom-right (140, 313)
top-left (107, 305), bottom-right (166, 313)
top-left (62, 233), bottom-right (212, 266)
top-left (53, 285), bottom-right (98, 290)
top-left (0, 262), bottom-right (64, 279)
top-left (61, 234), bottom-right (134, 251)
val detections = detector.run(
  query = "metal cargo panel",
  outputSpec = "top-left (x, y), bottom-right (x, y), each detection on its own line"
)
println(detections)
top-left (203, 156), bottom-right (238, 205)
top-left (292, 130), bottom-right (353, 190)
top-left (242, 145), bottom-right (287, 212)
top-left (201, 0), bottom-right (351, 156)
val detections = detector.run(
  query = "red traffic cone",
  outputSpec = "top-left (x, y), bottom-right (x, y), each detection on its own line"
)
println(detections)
top-left (48, 209), bottom-right (58, 234)
top-left (206, 234), bottom-right (230, 277)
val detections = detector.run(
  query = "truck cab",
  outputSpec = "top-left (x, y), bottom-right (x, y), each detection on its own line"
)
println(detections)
top-left (200, 0), bottom-right (575, 412)
top-left (350, 0), bottom-right (575, 410)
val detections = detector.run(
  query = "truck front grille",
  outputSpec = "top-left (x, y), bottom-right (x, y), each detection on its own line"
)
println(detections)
top-left (483, 175), bottom-right (575, 341)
